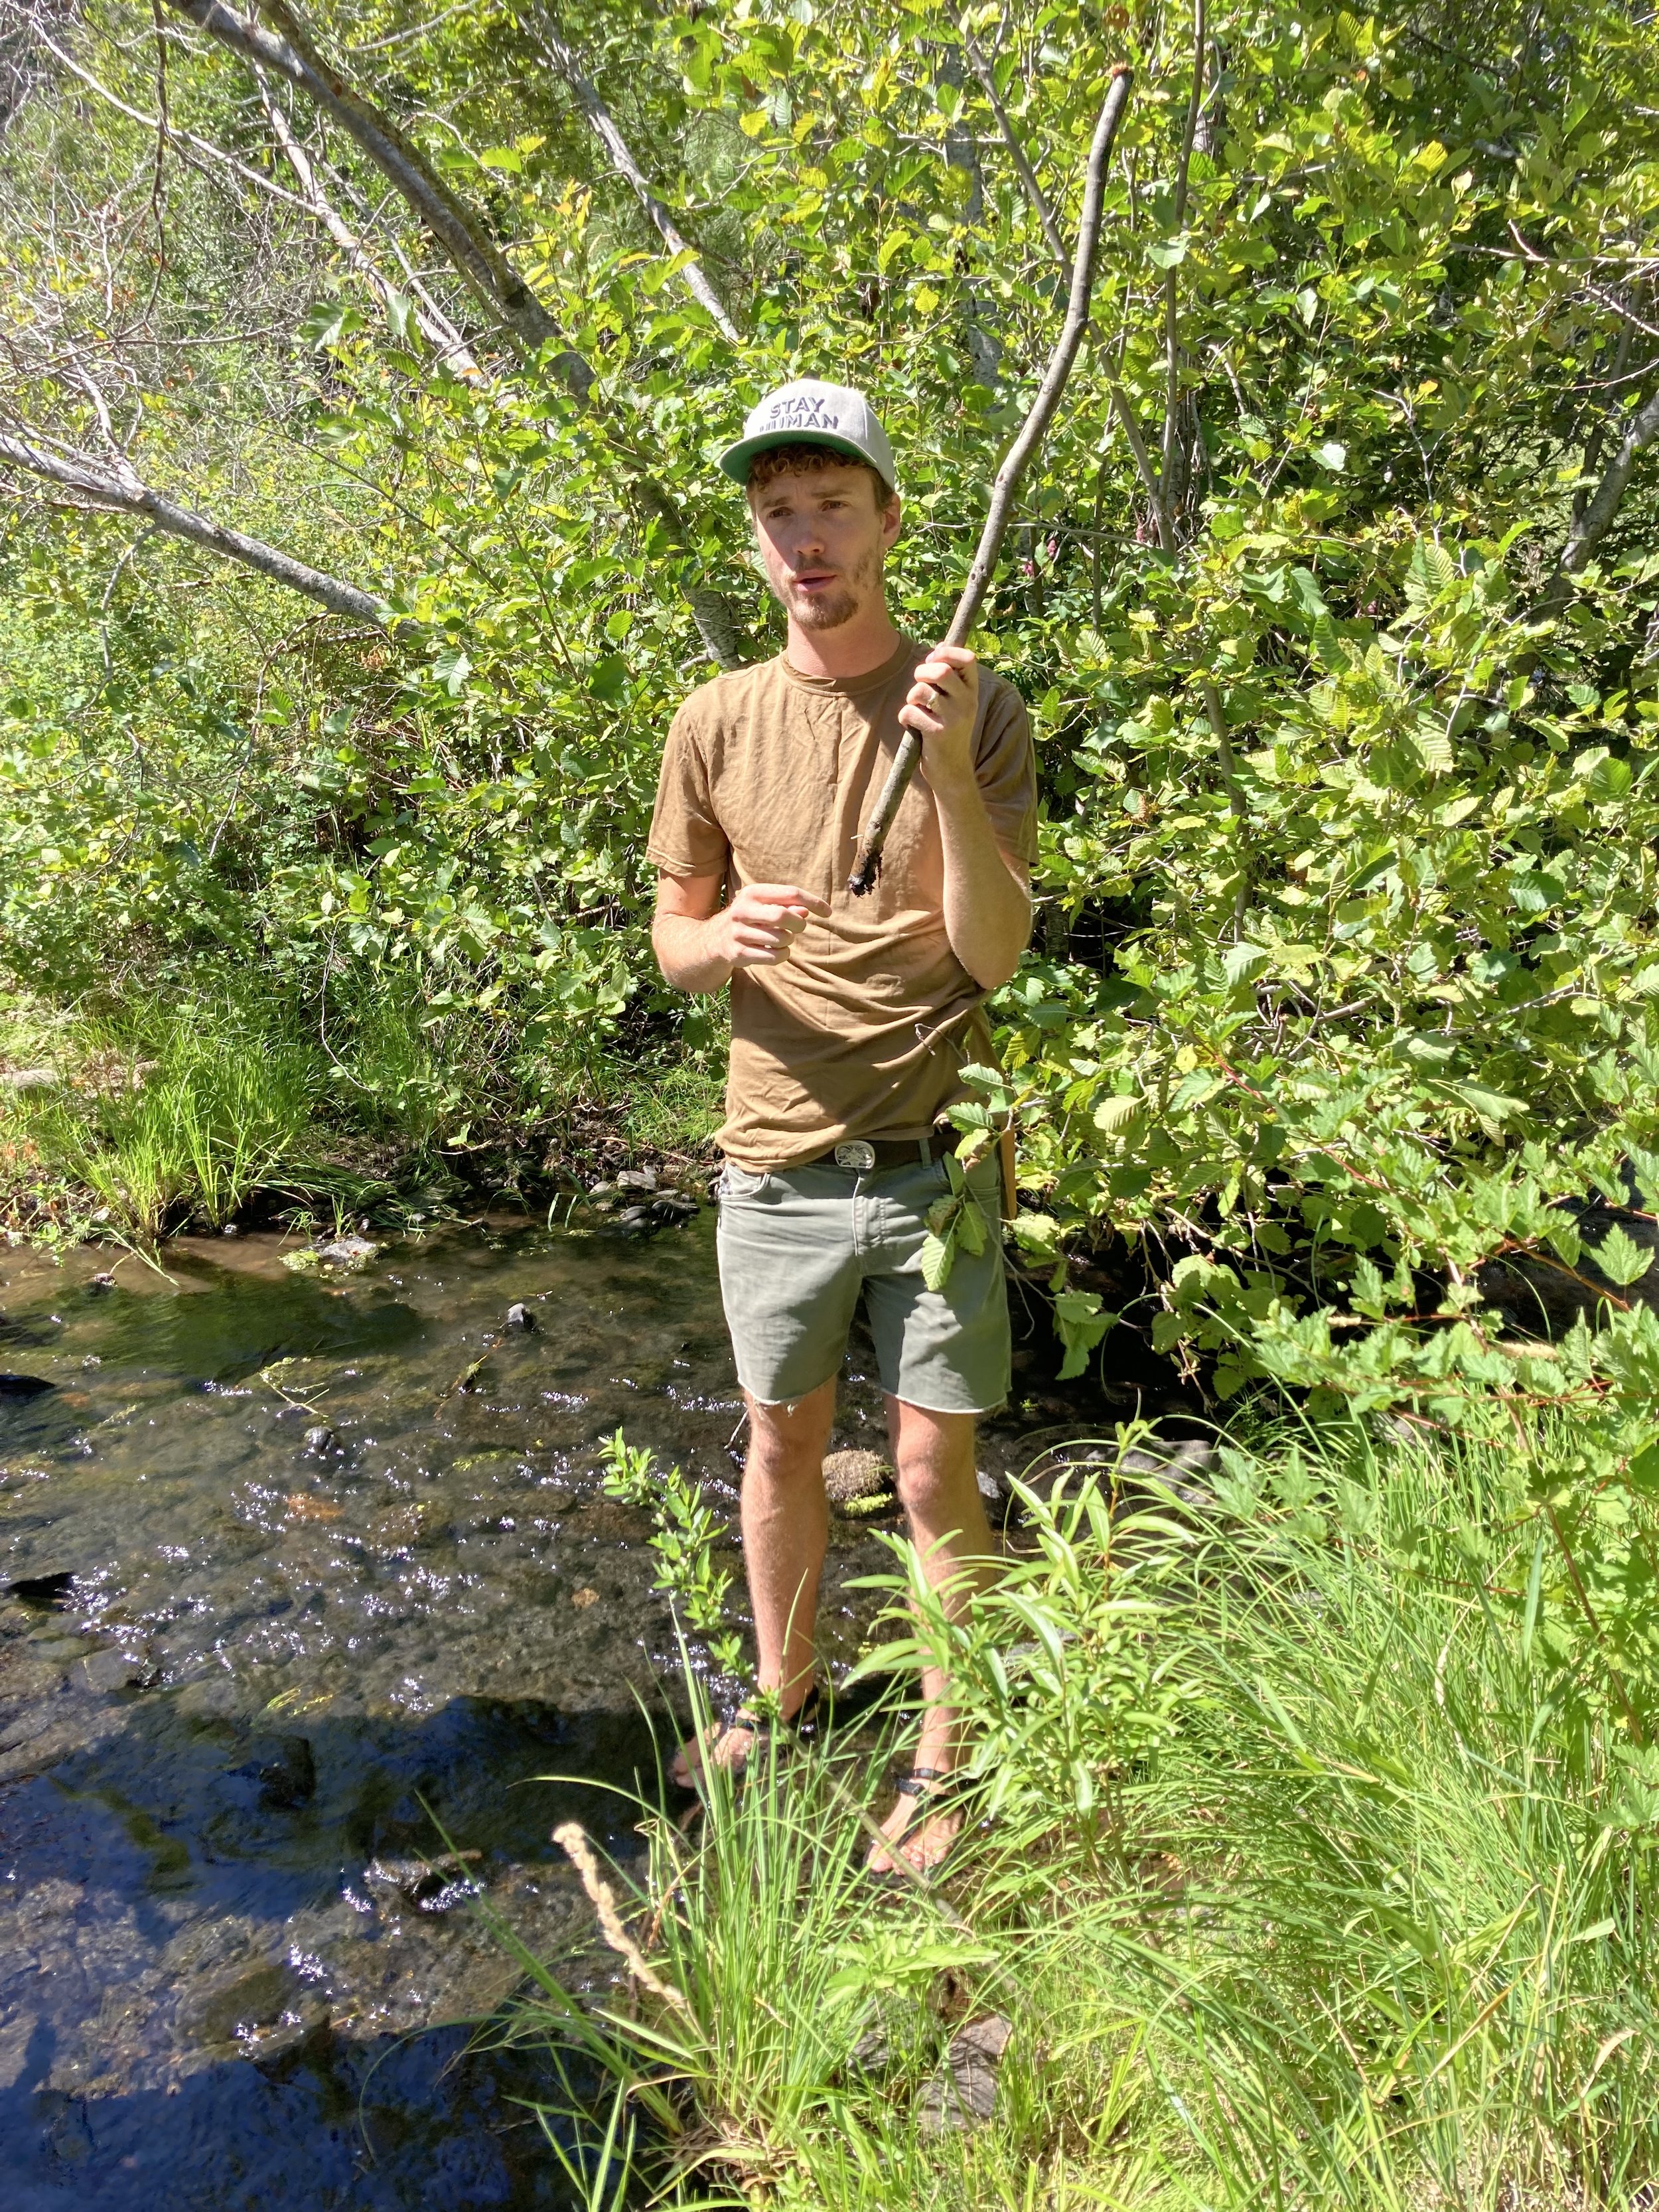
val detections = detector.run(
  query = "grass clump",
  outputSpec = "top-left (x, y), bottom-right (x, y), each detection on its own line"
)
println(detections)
top-left (509, 1418), bottom-right (1659, 2209)
top-left (0, 988), bottom-right (377, 1240)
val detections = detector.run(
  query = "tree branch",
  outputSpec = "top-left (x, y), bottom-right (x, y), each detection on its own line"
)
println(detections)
top-left (535, 16), bottom-right (739, 343)
top-left (1561, 383), bottom-right (1659, 574)
top-left (257, 73), bottom-right (482, 378)
top-left (33, 25), bottom-right (314, 215)
top-left (0, 428), bottom-right (392, 624)
top-left (847, 67), bottom-right (1134, 894)
top-left (1109, 380), bottom-right (1173, 552)
top-left (962, 30), bottom-right (1068, 269)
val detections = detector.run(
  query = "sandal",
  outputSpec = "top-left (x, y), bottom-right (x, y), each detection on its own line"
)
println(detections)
top-left (672, 1678), bottom-right (829, 1790)
top-left (864, 1764), bottom-right (975, 1884)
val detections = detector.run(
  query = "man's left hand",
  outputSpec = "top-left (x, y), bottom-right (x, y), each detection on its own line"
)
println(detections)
top-left (901, 644), bottom-right (978, 791)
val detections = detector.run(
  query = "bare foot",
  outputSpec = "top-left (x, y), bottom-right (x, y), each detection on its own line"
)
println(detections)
top-left (670, 1684), bottom-right (822, 1790)
top-left (669, 1712), bottom-right (759, 1791)
top-left (864, 1770), bottom-right (964, 1877)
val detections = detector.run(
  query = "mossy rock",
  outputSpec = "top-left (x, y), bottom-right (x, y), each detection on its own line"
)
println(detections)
top-left (823, 1449), bottom-right (895, 1512)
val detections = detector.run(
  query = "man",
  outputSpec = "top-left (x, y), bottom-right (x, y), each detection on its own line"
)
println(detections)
top-left (647, 378), bottom-right (1035, 1874)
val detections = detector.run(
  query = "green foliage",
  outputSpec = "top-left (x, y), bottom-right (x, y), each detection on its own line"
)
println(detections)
top-left (3, 0), bottom-right (1659, 1414)
top-left (599, 1428), bottom-right (746, 1678)
top-left (852, 1441), bottom-right (1196, 1855)
top-left (508, 1416), bottom-right (1659, 2207)
top-left (0, 995), bottom-right (349, 1238)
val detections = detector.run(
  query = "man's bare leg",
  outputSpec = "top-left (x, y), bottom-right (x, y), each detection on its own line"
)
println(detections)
top-left (670, 1376), bottom-right (835, 1786)
top-left (867, 1398), bottom-right (996, 1874)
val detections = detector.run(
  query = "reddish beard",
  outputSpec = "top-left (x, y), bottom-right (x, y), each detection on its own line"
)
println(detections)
top-left (776, 544), bottom-right (882, 631)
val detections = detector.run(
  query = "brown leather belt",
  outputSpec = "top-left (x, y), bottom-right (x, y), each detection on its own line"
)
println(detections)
top-left (806, 1127), bottom-right (954, 1173)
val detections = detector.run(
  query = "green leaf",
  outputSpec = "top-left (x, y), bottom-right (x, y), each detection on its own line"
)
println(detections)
top-left (956, 1195), bottom-right (988, 1256)
top-left (1590, 1224), bottom-right (1652, 1290)
top-left (920, 1228), bottom-right (957, 1291)
top-left (299, 299), bottom-right (366, 348)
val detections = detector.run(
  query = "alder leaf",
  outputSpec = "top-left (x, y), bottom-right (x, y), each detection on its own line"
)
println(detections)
top-left (920, 1228), bottom-right (958, 1292)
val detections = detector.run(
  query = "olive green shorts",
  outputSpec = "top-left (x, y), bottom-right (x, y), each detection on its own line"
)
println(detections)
top-left (715, 1150), bottom-right (1010, 1413)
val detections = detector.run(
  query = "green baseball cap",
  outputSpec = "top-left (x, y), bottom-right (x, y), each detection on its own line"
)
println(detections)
top-left (717, 379), bottom-right (897, 488)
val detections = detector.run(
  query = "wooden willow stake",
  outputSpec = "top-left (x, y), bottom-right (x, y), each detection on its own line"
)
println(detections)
top-left (846, 64), bottom-right (1133, 897)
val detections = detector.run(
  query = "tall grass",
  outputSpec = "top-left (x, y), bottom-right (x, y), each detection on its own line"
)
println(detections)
top-left (1, 992), bottom-right (366, 1237)
top-left (508, 1420), bottom-right (1659, 2209)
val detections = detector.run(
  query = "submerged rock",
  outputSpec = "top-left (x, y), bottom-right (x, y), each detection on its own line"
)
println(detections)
top-left (283, 1236), bottom-right (378, 1276)
top-left (0, 1372), bottom-right (55, 1399)
top-left (7, 1570), bottom-right (76, 1611)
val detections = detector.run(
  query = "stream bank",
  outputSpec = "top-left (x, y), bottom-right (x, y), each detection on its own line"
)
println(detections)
top-left (0, 1206), bottom-right (1192, 2208)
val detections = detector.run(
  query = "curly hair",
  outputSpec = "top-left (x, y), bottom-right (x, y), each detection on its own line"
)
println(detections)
top-left (745, 440), bottom-right (895, 510)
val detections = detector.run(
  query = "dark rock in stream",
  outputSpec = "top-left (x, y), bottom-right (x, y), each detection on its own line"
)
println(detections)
top-left (301, 1424), bottom-right (334, 1455)
top-left (234, 1733), bottom-right (317, 1810)
top-left (504, 1301), bottom-right (536, 1332)
top-left (7, 1570), bottom-right (77, 1611)
top-left (0, 1373), bottom-right (54, 1400)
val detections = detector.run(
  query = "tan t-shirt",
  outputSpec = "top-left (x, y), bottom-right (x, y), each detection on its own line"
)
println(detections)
top-left (647, 638), bottom-right (1037, 1169)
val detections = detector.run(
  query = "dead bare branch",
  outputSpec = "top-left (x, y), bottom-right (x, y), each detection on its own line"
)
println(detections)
top-left (535, 15), bottom-right (740, 343)
top-left (256, 72), bottom-right (482, 377)
top-left (0, 425), bottom-right (394, 624)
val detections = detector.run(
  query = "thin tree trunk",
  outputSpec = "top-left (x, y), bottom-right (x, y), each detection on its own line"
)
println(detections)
top-left (1561, 384), bottom-right (1659, 573)
top-left (1159, 0), bottom-right (1206, 548)
top-left (0, 429), bottom-right (391, 623)
top-left (536, 18), bottom-right (739, 342)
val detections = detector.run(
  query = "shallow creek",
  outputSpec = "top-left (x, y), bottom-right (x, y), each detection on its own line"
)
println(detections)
top-left (0, 1205), bottom-right (1108, 2209)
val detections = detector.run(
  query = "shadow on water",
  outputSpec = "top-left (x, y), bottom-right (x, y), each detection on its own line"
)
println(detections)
top-left (1, 1690), bottom-right (652, 2212)
top-left (0, 1205), bottom-right (1178, 2205)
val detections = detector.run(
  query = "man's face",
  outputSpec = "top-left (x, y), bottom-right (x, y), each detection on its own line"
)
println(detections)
top-left (748, 461), bottom-right (902, 632)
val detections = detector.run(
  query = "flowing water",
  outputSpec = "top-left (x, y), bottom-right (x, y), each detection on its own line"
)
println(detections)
top-left (0, 1203), bottom-right (1159, 2209)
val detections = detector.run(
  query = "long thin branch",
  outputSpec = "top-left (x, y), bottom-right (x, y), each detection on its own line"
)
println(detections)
top-left (962, 31), bottom-right (1068, 269)
top-left (257, 74), bottom-right (481, 377)
top-left (1561, 384), bottom-right (1659, 573)
top-left (0, 428), bottom-right (391, 623)
top-left (1110, 380), bottom-right (1174, 552)
top-left (1161, 0), bottom-right (1207, 544)
top-left (536, 17), bottom-right (739, 342)
top-left (33, 26), bottom-right (313, 214)
top-left (847, 67), bottom-right (1135, 895)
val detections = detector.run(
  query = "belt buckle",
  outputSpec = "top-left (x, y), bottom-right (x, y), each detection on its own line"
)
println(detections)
top-left (833, 1140), bottom-right (876, 1172)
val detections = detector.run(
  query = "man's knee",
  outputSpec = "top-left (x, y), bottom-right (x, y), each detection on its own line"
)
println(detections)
top-left (891, 1406), bottom-right (977, 1515)
top-left (745, 1382), bottom-right (835, 1482)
